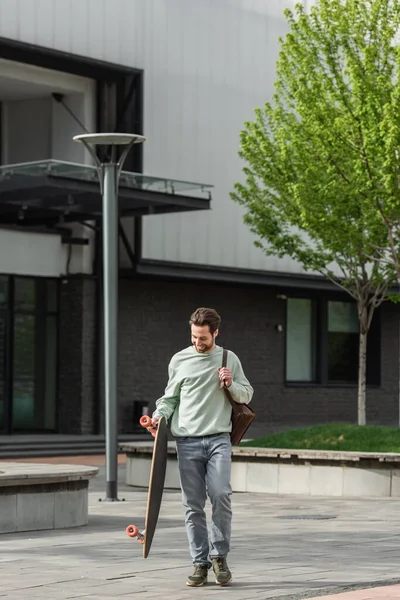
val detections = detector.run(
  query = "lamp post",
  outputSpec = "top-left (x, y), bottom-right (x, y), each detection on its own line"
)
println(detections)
top-left (73, 133), bottom-right (146, 501)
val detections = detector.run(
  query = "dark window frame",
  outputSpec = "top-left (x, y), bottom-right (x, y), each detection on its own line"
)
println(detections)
top-left (0, 274), bottom-right (60, 434)
top-left (285, 294), bottom-right (381, 388)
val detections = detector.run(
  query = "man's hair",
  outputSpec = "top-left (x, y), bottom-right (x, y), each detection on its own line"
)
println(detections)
top-left (189, 307), bottom-right (221, 334)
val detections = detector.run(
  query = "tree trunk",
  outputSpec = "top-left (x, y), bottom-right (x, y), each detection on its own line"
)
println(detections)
top-left (358, 328), bottom-right (368, 426)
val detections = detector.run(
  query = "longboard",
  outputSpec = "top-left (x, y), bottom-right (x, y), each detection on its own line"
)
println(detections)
top-left (125, 415), bottom-right (168, 558)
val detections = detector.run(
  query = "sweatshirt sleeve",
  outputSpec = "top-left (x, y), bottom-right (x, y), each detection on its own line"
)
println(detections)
top-left (227, 352), bottom-right (254, 405)
top-left (152, 356), bottom-right (181, 421)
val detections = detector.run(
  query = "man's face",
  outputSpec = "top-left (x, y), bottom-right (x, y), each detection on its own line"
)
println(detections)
top-left (191, 324), bottom-right (218, 353)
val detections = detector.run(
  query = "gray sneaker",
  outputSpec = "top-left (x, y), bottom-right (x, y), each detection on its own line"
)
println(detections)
top-left (186, 565), bottom-right (208, 587)
top-left (212, 557), bottom-right (232, 585)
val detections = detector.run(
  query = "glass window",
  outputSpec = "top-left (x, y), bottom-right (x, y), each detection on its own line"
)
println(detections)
top-left (327, 301), bottom-right (359, 383)
top-left (0, 277), bottom-right (7, 308)
top-left (285, 296), bottom-right (380, 386)
top-left (14, 278), bottom-right (35, 312)
top-left (6, 276), bottom-right (60, 432)
top-left (12, 314), bottom-right (35, 430)
top-left (286, 298), bottom-right (315, 382)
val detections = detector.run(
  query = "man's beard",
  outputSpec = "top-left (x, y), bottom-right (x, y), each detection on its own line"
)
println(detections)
top-left (193, 341), bottom-right (214, 353)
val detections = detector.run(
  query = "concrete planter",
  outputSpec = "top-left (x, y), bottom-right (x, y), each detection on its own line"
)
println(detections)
top-left (0, 462), bottom-right (98, 533)
top-left (120, 442), bottom-right (400, 498)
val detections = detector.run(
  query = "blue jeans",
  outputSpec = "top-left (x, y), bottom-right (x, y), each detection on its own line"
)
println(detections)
top-left (176, 433), bottom-right (232, 567)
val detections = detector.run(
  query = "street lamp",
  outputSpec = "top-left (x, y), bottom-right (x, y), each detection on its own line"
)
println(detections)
top-left (73, 133), bottom-right (146, 501)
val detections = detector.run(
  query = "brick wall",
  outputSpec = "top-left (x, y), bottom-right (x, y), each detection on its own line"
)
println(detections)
top-left (58, 275), bottom-right (400, 435)
top-left (117, 278), bottom-right (400, 434)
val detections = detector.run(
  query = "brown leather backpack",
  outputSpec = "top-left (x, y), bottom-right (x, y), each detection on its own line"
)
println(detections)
top-left (221, 348), bottom-right (255, 445)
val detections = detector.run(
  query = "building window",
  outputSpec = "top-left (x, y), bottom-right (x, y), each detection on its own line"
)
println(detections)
top-left (286, 298), bottom-right (316, 382)
top-left (286, 297), bottom-right (380, 386)
top-left (0, 276), bottom-right (59, 433)
top-left (327, 301), bottom-right (359, 383)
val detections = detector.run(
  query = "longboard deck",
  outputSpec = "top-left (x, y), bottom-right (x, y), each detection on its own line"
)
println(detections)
top-left (143, 416), bottom-right (168, 558)
top-left (125, 415), bottom-right (168, 557)
top-left (126, 417), bottom-right (168, 558)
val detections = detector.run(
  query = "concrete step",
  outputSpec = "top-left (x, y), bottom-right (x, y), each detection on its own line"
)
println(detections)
top-left (0, 447), bottom-right (116, 459)
top-left (0, 434), bottom-right (146, 459)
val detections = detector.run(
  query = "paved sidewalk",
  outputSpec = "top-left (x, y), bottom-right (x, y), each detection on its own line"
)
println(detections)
top-left (308, 585), bottom-right (400, 599)
top-left (1, 457), bottom-right (400, 599)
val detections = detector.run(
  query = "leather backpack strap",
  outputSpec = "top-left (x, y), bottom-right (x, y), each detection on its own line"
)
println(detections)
top-left (222, 348), bottom-right (228, 369)
top-left (221, 348), bottom-right (235, 408)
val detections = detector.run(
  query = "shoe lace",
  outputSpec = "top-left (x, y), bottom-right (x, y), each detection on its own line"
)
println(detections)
top-left (194, 565), bottom-right (207, 576)
top-left (214, 557), bottom-right (228, 572)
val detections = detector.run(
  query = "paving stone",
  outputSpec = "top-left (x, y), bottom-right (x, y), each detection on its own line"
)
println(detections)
top-left (0, 463), bottom-right (400, 599)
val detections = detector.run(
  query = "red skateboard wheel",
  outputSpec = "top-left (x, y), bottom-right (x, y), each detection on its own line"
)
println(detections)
top-left (126, 524), bottom-right (139, 537)
top-left (140, 415), bottom-right (152, 428)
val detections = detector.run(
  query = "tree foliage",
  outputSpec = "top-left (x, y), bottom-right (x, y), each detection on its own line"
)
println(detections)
top-left (231, 0), bottom-right (400, 424)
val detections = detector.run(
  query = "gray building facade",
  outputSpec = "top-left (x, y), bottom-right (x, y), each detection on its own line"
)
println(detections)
top-left (0, 0), bottom-right (398, 440)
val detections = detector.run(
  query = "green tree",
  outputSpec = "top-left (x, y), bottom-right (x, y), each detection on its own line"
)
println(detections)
top-left (231, 0), bottom-right (400, 425)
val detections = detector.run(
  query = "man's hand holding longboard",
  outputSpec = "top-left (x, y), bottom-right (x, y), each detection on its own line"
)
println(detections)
top-left (140, 415), bottom-right (159, 437)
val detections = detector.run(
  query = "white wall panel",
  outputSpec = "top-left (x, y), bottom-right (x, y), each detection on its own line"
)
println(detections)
top-left (135, 0), bottom-right (304, 273)
top-left (0, 229), bottom-right (70, 277)
top-left (0, 0), bottom-right (309, 275)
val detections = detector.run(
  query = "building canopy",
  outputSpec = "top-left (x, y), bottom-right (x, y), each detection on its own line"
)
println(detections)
top-left (0, 160), bottom-right (212, 226)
